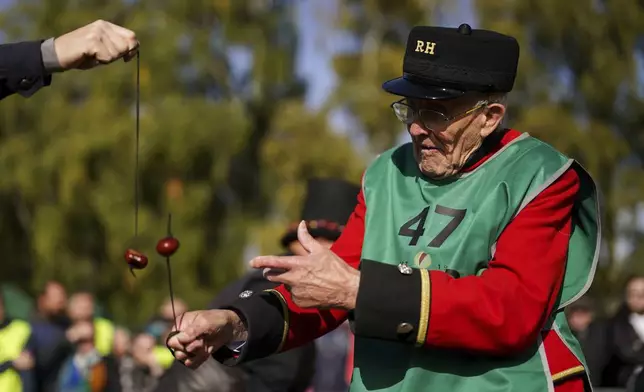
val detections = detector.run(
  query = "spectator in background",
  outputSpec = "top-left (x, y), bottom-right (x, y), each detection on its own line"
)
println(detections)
top-left (112, 328), bottom-right (131, 362)
top-left (156, 178), bottom-right (360, 392)
top-left (112, 327), bottom-right (143, 392)
top-left (128, 333), bottom-right (164, 392)
top-left (604, 275), bottom-right (644, 387)
top-left (56, 320), bottom-right (121, 392)
top-left (29, 281), bottom-right (72, 392)
top-left (0, 291), bottom-right (35, 391)
top-left (68, 291), bottom-right (116, 358)
top-left (145, 297), bottom-right (187, 344)
top-left (144, 298), bottom-right (185, 372)
top-left (566, 296), bottom-right (610, 386)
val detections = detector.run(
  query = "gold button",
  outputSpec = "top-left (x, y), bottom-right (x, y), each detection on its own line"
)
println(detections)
top-left (397, 322), bottom-right (414, 335)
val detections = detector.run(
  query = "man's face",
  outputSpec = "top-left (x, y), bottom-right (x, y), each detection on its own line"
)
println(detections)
top-left (40, 282), bottom-right (68, 317)
top-left (160, 298), bottom-right (186, 322)
top-left (67, 293), bottom-right (94, 322)
top-left (71, 320), bottom-right (95, 354)
top-left (567, 309), bottom-right (593, 332)
top-left (402, 94), bottom-right (504, 179)
top-left (113, 328), bottom-right (131, 358)
top-left (626, 277), bottom-right (644, 314)
top-left (132, 333), bottom-right (155, 365)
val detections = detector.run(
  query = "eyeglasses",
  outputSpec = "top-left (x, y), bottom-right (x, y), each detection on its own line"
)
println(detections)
top-left (390, 99), bottom-right (488, 132)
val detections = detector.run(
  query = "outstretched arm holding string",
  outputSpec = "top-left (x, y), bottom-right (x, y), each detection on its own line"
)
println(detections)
top-left (1, 19), bottom-right (139, 101)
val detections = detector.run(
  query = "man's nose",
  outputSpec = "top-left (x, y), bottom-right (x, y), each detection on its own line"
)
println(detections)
top-left (408, 121), bottom-right (429, 137)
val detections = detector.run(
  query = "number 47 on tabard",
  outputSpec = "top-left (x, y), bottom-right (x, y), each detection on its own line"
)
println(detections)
top-left (398, 205), bottom-right (467, 247)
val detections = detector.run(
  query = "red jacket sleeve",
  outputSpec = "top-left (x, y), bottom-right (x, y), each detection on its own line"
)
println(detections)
top-left (425, 168), bottom-right (580, 354)
top-left (272, 188), bottom-right (366, 351)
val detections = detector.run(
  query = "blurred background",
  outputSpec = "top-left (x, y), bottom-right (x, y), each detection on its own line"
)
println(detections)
top-left (1, 0), bottom-right (644, 391)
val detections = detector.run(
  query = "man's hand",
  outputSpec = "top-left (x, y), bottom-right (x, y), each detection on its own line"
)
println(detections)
top-left (54, 20), bottom-right (139, 70)
top-left (166, 309), bottom-right (247, 369)
top-left (12, 351), bottom-right (34, 371)
top-left (250, 221), bottom-right (360, 309)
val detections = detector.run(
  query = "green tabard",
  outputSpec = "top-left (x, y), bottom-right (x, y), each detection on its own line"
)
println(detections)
top-left (350, 133), bottom-right (600, 392)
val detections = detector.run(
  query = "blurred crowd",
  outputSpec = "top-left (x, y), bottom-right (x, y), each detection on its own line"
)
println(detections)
top-left (0, 279), bottom-right (183, 392)
top-left (12, 275), bottom-right (644, 392)
top-left (0, 178), bottom-right (360, 392)
top-left (567, 275), bottom-right (644, 391)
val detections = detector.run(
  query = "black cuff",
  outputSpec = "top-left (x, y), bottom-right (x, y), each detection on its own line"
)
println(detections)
top-left (212, 290), bottom-right (286, 366)
top-left (353, 259), bottom-right (431, 346)
top-left (3, 40), bottom-right (51, 97)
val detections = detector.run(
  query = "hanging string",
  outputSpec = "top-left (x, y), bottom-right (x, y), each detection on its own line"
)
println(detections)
top-left (134, 52), bottom-right (141, 237)
top-left (166, 213), bottom-right (178, 332)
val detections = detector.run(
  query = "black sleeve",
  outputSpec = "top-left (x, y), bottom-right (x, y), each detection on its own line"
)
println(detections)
top-left (104, 356), bottom-right (122, 392)
top-left (611, 322), bottom-right (644, 365)
top-left (212, 290), bottom-right (288, 366)
top-left (0, 41), bottom-right (52, 100)
top-left (241, 343), bottom-right (316, 392)
top-left (352, 259), bottom-right (426, 345)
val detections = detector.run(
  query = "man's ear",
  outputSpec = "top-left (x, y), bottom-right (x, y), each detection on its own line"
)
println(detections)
top-left (480, 103), bottom-right (505, 138)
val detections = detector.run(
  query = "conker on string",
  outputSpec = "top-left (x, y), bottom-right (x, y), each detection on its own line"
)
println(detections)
top-left (156, 236), bottom-right (180, 257)
top-left (125, 249), bottom-right (148, 269)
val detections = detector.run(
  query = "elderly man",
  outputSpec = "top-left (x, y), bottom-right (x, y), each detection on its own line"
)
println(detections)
top-left (167, 24), bottom-right (600, 392)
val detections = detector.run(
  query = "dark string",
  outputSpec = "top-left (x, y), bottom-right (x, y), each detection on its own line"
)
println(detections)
top-left (134, 53), bottom-right (179, 341)
top-left (166, 213), bottom-right (178, 331)
top-left (134, 52), bottom-right (140, 237)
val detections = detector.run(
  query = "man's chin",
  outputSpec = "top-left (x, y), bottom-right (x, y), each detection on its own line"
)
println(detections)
top-left (418, 162), bottom-right (456, 180)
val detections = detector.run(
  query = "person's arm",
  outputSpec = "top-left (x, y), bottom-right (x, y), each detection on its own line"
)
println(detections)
top-left (215, 167), bottom-right (579, 365)
top-left (213, 189), bottom-right (366, 365)
top-left (353, 168), bottom-right (580, 355)
top-left (18, 333), bottom-right (37, 392)
top-left (0, 20), bottom-right (139, 101)
top-left (0, 40), bottom-right (56, 100)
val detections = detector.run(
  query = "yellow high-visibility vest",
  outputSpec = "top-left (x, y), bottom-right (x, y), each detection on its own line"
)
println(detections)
top-left (0, 320), bottom-right (31, 392)
top-left (94, 317), bottom-right (115, 357)
top-left (153, 345), bottom-right (175, 369)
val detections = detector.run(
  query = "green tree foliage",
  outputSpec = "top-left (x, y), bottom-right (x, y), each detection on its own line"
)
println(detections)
top-left (329, 0), bottom-right (443, 153)
top-left (0, 0), bottom-right (364, 327)
top-left (474, 0), bottom-right (644, 310)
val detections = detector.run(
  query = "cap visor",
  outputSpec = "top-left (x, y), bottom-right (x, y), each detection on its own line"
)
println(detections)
top-left (382, 77), bottom-right (464, 100)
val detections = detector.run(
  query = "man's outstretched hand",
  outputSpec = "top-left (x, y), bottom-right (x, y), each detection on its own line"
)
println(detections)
top-left (166, 309), bottom-right (247, 369)
top-left (54, 19), bottom-right (139, 70)
top-left (250, 221), bottom-right (360, 310)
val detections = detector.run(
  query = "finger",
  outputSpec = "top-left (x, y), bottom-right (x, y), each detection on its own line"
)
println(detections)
top-left (263, 269), bottom-right (296, 285)
top-left (123, 48), bottom-right (139, 62)
top-left (91, 39), bottom-right (114, 64)
top-left (173, 349), bottom-right (191, 362)
top-left (183, 351), bottom-right (210, 369)
top-left (250, 255), bottom-right (298, 270)
top-left (297, 220), bottom-right (324, 253)
top-left (108, 23), bottom-right (139, 51)
top-left (173, 311), bottom-right (189, 332)
top-left (176, 312), bottom-right (203, 345)
top-left (166, 332), bottom-right (189, 351)
top-left (103, 23), bottom-right (131, 59)
top-left (184, 337), bottom-right (205, 354)
top-left (262, 267), bottom-right (287, 277)
top-left (98, 29), bottom-right (121, 62)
